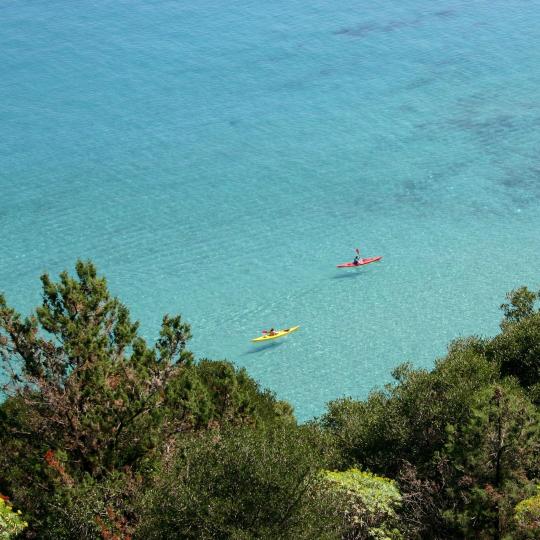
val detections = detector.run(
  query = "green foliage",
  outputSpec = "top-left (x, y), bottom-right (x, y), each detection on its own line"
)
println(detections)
top-left (319, 293), bottom-right (540, 538)
top-left (0, 497), bottom-right (27, 539)
top-left (0, 260), bottom-right (195, 477)
top-left (514, 487), bottom-right (540, 539)
top-left (500, 287), bottom-right (539, 326)
top-left (321, 341), bottom-right (497, 475)
top-left (443, 382), bottom-right (540, 538)
top-left (136, 426), bottom-right (341, 540)
top-left (323, 469), bottom-right (403, 539)
top-left (2, 264), bottom-right (540, 540)
top-left (487, 312), bottom-right (540, 399)
top-left (489, 286), bottom-right (540, 401)
top-left (194, 359), bottom-right (293, 425)
top-left (36, 472), bottom-right (139, 540)
top-left (0, 261), bottom-right (292, 538)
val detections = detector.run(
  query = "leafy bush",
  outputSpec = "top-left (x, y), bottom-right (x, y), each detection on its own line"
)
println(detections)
top-left (514, 487), bottom-right (540, 539)
top-left (136, 426), bottom-right (342, 540)
top-left (323, 469), bottom-right (403, 539)
top-left (488, 287), bottom-right (540, 401)
top-left (36, 472), bottom-right (138, 540)
top-left (321, 342), bottom-right (498, 475)
top-left (319, 303), bottom-right (540, 538)
top-left (443, 382), bottom-right (540, 537)
top-left (0, 261), bottom-right (293, 537)
top-left (3, 263), bottom-right (540, 540)
top-left (0, 497), bottom-right (27, 539)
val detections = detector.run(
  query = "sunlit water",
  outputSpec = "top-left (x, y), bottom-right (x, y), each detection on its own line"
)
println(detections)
top-left (1, 0), bottom-right (540, 420)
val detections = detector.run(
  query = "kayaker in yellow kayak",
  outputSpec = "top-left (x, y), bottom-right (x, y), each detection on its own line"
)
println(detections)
top-left (251, 326), bottom-right (300, 343)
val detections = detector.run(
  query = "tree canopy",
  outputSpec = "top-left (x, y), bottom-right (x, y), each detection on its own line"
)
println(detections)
top-left (2, 263), bottom-right (540, 539)
top-left (0, 261), bottom-right (293, 538)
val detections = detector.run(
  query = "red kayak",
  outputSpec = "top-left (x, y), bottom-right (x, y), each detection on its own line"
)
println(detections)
top-left (337, 256), bottom-right (382, 268)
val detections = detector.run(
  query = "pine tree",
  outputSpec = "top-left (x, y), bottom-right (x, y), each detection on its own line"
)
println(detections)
top-left (0, 260), bottom-right (193, 476)
top-left (443, 383), bottom-right (540, 538)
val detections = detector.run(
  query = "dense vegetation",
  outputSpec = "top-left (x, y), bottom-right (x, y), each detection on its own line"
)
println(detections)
top-left (1, 263), bottom-right (539, 539)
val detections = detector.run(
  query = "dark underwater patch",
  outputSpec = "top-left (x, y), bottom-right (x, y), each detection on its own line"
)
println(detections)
top-left (382, 17), bottom-right (422, 33)
top-left (499, 166), bottom-right (540, 205)
top-left (319, 67), bottom-right (334, 76)
top-left (334, 18), bottom-right (421, 38)
top-left (350, 178), bottom-right (434, 216)
top-left (399, 103), bottom-right (418, 113)
top-left (435, 9), bottom-right (456, 18)
top-left (334, 9), bottom-right (457, 41)
top-left (333, 23), bottom-right (378, 38)
top-left (396, 179), bottom-right (432, 207)
top-left (405, 77), bottom-right (434, 90)
top-left (448, 114), bottom-right (517, 146)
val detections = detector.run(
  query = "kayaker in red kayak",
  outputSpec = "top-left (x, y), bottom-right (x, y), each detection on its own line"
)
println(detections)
top-left (336, 251), bottom-right (382, 268)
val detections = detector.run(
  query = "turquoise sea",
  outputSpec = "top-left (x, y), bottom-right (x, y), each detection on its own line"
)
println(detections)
top-left (2, 0), bottom-right (540, 420)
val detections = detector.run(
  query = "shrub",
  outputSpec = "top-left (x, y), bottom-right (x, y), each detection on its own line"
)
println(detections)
top-left (0, 497), bottom-right (27, 539)
top-left (136, 426), bottom-right (342, 539)
top-left (514, 487), bottom-right (540, 539)
top-left (323, 469), bottom-right (403, 540)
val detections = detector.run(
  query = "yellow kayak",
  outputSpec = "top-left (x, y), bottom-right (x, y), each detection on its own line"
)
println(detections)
top-left (251, 325), bottom-right (300, 343)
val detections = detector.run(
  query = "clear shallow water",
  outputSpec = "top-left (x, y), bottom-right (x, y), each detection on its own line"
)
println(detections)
top-left (1, 0), bottom-right (540, 420)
